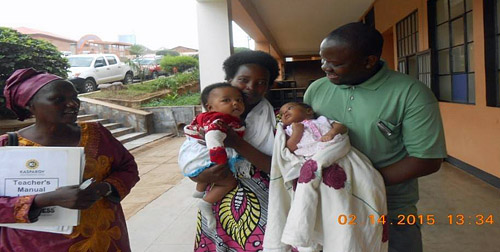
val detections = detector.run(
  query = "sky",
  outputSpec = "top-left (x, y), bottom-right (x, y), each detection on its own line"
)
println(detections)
top-left (0, 0), bottom-right (253, 50)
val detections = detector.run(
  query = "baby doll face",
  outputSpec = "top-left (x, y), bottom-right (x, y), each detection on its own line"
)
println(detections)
top-left (206, 86), bottom-right (245, 118)
top-left (279, 102), bottom-right (314, 126)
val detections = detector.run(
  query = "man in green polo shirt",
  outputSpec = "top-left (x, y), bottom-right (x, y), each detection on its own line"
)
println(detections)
top-left (304, 22), bottom-right (447, 252)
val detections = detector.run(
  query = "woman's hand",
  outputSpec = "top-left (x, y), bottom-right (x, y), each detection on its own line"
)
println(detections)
top-left (223, 126), bottom-right (243, 149)
top-left (190, 163), bottom-right (231, 184)
top-left (33, 182), bottom-right (109, 210)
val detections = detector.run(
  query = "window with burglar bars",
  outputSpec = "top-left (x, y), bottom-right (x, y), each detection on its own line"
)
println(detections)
top-left (417, 50), bottom-right (432, 88)
top-left (431, 0), bottom-right (474, 104)
top-left (496, 0), bottom-right (500, 106)
top-left (483, 0), bottom-right (500, 107)
top-left (397, 11), bottom-right (419, 80)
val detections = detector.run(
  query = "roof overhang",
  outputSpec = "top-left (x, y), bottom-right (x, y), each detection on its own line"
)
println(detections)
top-left (231, 0), bottom-right (374, 58)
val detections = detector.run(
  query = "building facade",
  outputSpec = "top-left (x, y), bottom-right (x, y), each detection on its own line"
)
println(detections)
top-left (77, 34), bottom-right (132, 58)
top-left (15, 27), bottom-right (77, 55)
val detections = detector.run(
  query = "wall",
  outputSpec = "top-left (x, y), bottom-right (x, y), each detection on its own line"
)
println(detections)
top-left (79, 97), bottom-right (154, 134)
top-left (30, 35), bottom-right (73, 51)
top-left (372, 0), bottom-right (500, 178)
top-left (0, 118), bottom-right (35, 135)
top-left (142, 105), bottom-right (202, 135)
top-left (381, 29), bottom-right (395, 70)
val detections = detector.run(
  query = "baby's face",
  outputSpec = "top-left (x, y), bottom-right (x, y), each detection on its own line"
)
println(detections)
top-left (279, 103), bottom-right (312, 126)
top-left (206, 87), bottom-right (245, 117)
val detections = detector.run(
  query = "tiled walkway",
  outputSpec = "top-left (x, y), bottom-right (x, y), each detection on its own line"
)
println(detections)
top-left (123, 137), bottom-right (185, 219)
top-left (125, 137), bottom-right (500, 252)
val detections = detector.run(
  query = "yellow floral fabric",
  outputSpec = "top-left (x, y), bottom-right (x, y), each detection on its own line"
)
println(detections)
top-left (0, 122), bottom-right (138, 252)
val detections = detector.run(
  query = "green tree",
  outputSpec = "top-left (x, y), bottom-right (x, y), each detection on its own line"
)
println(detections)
top-left (160, 55), bottom-right (198, 74)
top-left (129, 44), bottom-right (147, 58)
top-left (0, 27), bottom-right (70, 119)
top-left (234, 47), bottom-right (251, 54)
top-left (156, 50), bottom-right (180, 57)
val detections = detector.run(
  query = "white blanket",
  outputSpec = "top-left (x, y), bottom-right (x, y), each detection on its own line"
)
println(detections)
top-left (264, 124), bottom-right (388, 252)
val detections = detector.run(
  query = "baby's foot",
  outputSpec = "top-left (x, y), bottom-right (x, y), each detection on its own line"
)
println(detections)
top-left (198, 200), bottom-right (216, 230)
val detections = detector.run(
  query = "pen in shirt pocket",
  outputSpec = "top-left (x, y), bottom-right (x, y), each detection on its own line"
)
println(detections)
top-left (376, 121), bottom-right (393, 137)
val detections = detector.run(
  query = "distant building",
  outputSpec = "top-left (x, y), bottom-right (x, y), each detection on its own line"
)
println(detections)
top-left (170, 46), bottom-right (198, 56)
top-left (15, 27), bottom-right (77, 55)
top-left (77, 34), bottom-right (132, 58)
top-left (118, 34), bottom-right (136, 44)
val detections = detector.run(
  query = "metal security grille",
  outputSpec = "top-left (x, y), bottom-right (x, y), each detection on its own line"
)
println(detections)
top-left (396, 11), bottom-right (419, 80)
top-left (397, 11), bottom-right (419, 58)
top-left (496, 0), bottom-right (500, 106)
top-left (417, 50), bottom-right (432, 88)
top-left (431, 0), bottom-right (474, 104)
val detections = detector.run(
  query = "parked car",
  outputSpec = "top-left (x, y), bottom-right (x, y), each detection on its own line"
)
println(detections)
top-left (67, 54), bottom-right (134, 93)
top-left (133, 56), bottom-right (167, 79)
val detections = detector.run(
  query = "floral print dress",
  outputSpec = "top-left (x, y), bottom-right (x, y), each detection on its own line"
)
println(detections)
top-left (0, 122), bottom-right (139, 252)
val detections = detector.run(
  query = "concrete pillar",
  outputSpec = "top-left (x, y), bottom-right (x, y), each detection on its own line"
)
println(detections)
top-left (255, 41), bottom-right (271, 53)
top-left (196, 0), bottom-right (233, 90)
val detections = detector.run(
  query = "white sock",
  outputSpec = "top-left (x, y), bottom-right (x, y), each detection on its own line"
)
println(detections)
top-left (192, 190), bottom-right (205, 198)
top-left (198, 200), bottom-right (216, 230)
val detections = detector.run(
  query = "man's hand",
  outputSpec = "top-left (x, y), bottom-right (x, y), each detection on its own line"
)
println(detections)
top-left (379, 157), bottom-right (443, 185)
top-left (320, 133), bottom-right (335, 142)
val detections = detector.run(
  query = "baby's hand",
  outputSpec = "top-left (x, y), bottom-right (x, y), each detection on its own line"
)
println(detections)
top-left (291, 122), bottom-right (304, 132)
top-left (320, 133), bottom-right (335, 142)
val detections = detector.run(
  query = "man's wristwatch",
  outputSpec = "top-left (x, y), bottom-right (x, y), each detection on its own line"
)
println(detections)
top-left (103, 182), bottom-right (113, 197)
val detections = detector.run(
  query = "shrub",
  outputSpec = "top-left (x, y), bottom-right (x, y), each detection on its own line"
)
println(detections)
top-left (160, 55), bottom-right (198, 74)
top-left (0, 27), bottom-right (70, 118)
top-left (152, 71), bottom-right (199, 91)
top-left (142, 92), bottom-right (201, 107)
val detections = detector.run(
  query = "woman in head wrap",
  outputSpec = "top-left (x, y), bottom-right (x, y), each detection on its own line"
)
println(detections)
top-left (0, 68), bottom-right (139, 252)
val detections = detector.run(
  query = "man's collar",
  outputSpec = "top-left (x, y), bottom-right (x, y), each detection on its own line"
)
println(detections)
top-left (338, 61), bottom-right (389, 90)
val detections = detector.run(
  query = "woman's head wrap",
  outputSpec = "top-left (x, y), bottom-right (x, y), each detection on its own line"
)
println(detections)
top-left (3, 68), bottom-right (62, 121)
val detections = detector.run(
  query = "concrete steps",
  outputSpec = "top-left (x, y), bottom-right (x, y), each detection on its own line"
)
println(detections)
top-left (123, 133), bottom-right (174, 150)
top-left (116, 132), bottom-right (148, 144)
top-left (77, 114), bottom-right (98, 121)
top-left (78, 109), bottom-right (158, 149)
top-left (103, 122), bottom-right (122, 130)
top-left (110, 127), bottom-right (135, 138)
top-left (83, 118), bottom-right (109, 124)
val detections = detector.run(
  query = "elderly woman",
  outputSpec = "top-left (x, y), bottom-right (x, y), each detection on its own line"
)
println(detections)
top-left (178, 51), bottom-right (279, 251)
top-left (0, 68), bottom-right (139, 251)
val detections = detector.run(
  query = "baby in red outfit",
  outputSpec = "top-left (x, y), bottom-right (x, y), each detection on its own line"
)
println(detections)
top-left (183, 82), bottom-right (245, 229)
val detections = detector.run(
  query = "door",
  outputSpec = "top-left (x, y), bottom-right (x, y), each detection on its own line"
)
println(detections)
top-left (94, 56), bottom-right (110, 83)
top-left (105, 55), bottom-right (121, 81)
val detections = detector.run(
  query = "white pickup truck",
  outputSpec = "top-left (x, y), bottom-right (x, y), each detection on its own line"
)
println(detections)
top-left (67, 54), bottom-right (134, 93)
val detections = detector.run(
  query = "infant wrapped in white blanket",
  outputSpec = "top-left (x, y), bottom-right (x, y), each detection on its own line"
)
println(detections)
top-left (264, 118), bottom-right (388, 252)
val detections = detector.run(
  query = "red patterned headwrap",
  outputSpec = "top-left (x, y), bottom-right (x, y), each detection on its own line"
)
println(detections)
top-left (4, 68), bottom-right (62, 121)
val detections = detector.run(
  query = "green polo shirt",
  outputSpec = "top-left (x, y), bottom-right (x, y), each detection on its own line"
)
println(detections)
top-left (304, 62), bottom-right (447, 219)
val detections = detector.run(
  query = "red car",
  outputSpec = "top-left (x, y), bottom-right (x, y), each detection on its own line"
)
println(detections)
top-left (135, 57), bottom-right (166, 79)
